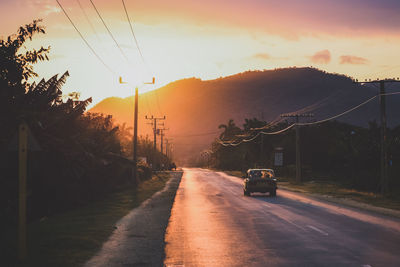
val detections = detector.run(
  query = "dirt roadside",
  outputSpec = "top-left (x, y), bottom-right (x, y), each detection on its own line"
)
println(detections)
top-left (278, 184), bottom-right (400, 219)
top-left (84, 171), bottom-right (183, 267)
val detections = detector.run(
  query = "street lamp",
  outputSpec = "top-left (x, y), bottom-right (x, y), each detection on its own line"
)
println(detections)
top-left (119, 76), bottom-right (155, 182)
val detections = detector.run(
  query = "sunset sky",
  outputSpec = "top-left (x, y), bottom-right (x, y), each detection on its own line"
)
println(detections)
top-left (1, 0), bottom-right (400, 106)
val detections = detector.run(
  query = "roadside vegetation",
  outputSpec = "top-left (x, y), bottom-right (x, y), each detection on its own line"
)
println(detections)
top-left (0, 20), bottom-right (172, 264)
top-left (3, 173), bottom-right (171, 267)
top-left (278, 179), bottom-right (400, 211)
top-left (202, 117), bottom-right (400, 196)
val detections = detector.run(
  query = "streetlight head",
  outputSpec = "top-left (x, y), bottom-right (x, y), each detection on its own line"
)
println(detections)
top-left (144, 77), bottom-right (156, 85)
top-left (119, 76), bottom-right (127, 84)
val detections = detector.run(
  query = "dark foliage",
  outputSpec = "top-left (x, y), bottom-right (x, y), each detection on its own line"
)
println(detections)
top-left (0, 21), bottom-right (155, 228)
top-left (209, 118), bottom-right (400, 193)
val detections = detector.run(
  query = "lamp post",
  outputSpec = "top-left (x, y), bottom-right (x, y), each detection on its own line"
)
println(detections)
top-left (120, 77), bottom-right (155, 181)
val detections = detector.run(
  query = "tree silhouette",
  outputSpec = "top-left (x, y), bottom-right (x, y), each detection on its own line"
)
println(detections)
top-left (243, 117), bottom-right (267, 131)
top-left (0, 19), bottom-right (49, 94)
top-left (0, 20), bottom-right (153, 230)
top-left (218, 119), bottom-right (242, 141)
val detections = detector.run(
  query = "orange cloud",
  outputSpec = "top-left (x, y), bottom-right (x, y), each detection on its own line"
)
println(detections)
top-left (340, 55), bottom-right (368, 65)
top-left (310, 50), bottom-right (331, 64)
top-left (252, 53), bottom-right (271, 60)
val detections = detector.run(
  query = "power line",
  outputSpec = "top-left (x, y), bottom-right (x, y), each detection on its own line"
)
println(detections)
top-left (289, 87), bottom-right (350, 116)
top-left (383, 91), bottom-right (400, 97)
top-left (56, 0), bottom-right (115, 75)
top-left (121, 0), bottom-right (159, 117)
top-left (250, 91), bottom-right (345, 132)
top-left (261, 124), bottom-right (296, 135)
top-left (297, 95), bottom-right (378, 126)
top-left (76, 0), bottom-right (101, 42)
top-left (121, 0), bottom-right (146, 65)
top-left (354, 78), bottom-right (400, 195)
top-left (89, 0), bottom-right (131, 65)
top-left (217, 124), bottom-right (296, 147)
top-left (217, 92), bottom-right (400, 147)
top-left (281, 113), bottom-right (314, 183)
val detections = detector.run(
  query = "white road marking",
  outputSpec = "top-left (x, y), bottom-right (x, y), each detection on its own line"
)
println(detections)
top-left (362, 265), bottom-right (371, 267)
top-left (283, 218), bottom-right (305, 230)
top-left (307, 225), bottom-right (329, 236)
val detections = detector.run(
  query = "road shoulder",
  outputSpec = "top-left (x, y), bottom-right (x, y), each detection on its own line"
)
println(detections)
top-left (279, 184), bottom-right (400, 219)
top-left (85, 171), bottom-right (183, 267)
top-left (223, 171), bottom-right (400, 219)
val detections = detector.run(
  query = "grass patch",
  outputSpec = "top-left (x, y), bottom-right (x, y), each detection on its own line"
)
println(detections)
top-left (3, 173), bottom-right (171, 267)
top-left (279, 180), bottom-right (400, 211)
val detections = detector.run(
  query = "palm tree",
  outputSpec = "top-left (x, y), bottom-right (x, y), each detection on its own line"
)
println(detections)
top-left (243, 118), bottom-right (267, 131)
top-left (218, 119), bottom-right (242, 141)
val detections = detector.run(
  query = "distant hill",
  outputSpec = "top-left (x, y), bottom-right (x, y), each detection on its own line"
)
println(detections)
top-left (90, 67), bottom-right (400, 165)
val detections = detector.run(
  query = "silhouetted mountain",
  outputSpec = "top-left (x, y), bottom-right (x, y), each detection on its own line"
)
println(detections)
top-left (90, 67), bottom-right (400, 165)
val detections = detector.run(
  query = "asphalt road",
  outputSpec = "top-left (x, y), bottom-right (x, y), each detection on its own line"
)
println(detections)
top-left (164, 168), bottom-right (400, 267)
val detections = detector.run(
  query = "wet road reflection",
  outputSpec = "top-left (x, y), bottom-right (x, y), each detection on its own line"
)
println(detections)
top-left (164, 168), bottom-right (400, 267)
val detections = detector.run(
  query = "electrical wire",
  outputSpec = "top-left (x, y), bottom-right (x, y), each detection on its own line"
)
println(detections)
top-left (217, 92), bottom-right (400, 147)
top-left (121, 0), bottom-right (146, 65)
top-left (89, 0), bottom-right (131, 64)
top-left (382, 91), bottom-right (400, 97)
top-left (217, 123), bottom-right (296, 147)
top-left (56, 0), bottom-right (116, 75)
top-left (121, 0), bottom-right (159, 118)
top-left (76, 0), bottom-right (101, 42)
top-left (297, 95), bottom-right (378, 126)
top-left (261, 124), bottom-right (296, 135)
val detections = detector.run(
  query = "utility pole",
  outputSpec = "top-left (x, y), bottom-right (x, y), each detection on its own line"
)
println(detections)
top-left (132, 87), bottom-right (138, 181)
top-left (145, 115), bottom-right (166, 151)
top-left (260, 134), bottom-right (264, 166)
top-left (18, 122), bottom-right (28, 261)
top-left (260, 112), bottom-right (265, 166)
top-left (165, 138), bottom-right (169, 157)
top-left (120, 76), bottom-right (155, 181)
top-left (165, 138), bottom-right (173, 158)
top-left (159, 128), bottom-right (169, 155)
top-left (281, 113), bottom-right (314, 183)
top-left (354, 78), bottom-right (400, 194)
top-left (145, 115), bottom-right (166, 169)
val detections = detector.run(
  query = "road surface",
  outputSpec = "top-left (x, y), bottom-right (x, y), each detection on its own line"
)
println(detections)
top-left (164, 168), bottom-right (400, 267)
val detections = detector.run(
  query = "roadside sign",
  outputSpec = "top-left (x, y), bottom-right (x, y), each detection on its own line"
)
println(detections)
top-left (274, 152), bottom-right (283, 166)
top-left (138, 157), bottom-right (147, 164)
